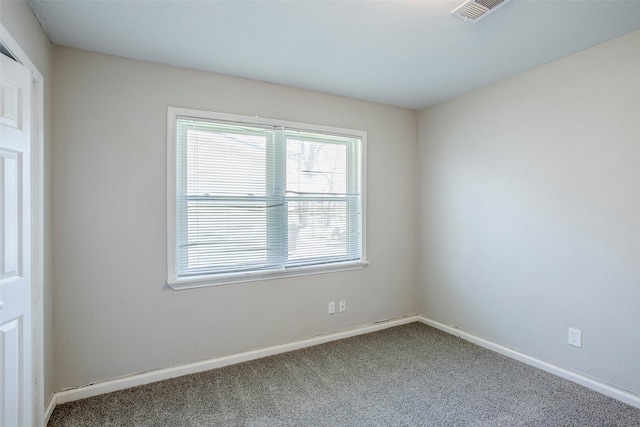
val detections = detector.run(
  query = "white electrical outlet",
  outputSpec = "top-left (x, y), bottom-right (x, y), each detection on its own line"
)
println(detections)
top-left (339, 300), bottom-right (346, 312)
top-left (328, 301), bottom-right (335, 315)
top-left (568, 327), bottom-right (582, 348)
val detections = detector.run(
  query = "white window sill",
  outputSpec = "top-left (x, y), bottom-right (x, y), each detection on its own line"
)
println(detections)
top-left (166, 260), bottom-right (370, 290)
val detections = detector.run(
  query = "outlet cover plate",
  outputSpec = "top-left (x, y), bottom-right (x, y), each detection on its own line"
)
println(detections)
top-left (568, 327), bottom-right (582, 348)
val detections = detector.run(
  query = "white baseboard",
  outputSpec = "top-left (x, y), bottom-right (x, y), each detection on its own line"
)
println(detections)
top-left (417, 316), bottom-right (640, 409)
top-left (51, 315), bottom-right (418, 406)
top-left (44, 395), bottom-right (56, 426)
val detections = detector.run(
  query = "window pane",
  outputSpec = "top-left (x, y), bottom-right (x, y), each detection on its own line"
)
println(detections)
top-left (287, 200), bottom-right (360, 264)
top-left (285, 131), bottom-right (361, 266)
top-left (186, 123), bottom-right (271, 197)
top-left (182, 200), bottom-right (270, 274)
top-left (286, 134), bottom-right (348, 196)
top-left (177, 117), bottom-right (282, 277)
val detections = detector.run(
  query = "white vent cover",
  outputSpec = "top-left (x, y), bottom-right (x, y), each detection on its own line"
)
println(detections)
top-left (451, 0), bottom-right (512, 23)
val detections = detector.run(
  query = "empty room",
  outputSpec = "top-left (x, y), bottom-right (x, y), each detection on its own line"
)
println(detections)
top-left (1, 0), bottom-right (639, 425)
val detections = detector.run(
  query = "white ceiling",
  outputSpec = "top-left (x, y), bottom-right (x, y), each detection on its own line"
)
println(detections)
top-left (28, 0), bottom-right (640, 110)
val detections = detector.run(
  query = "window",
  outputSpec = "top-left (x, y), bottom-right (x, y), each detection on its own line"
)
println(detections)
top-left (167, 108), bottom-right (367, 289)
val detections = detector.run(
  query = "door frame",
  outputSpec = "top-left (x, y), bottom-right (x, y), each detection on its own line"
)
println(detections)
top-left (0, 23), bottom-right (45, 427)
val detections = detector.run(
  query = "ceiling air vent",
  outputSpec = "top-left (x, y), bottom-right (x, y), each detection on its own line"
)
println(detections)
top-left (451, 0), bottom-right (512, 23)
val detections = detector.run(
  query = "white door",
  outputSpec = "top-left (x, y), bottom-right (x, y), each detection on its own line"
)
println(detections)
top-left (0, 54), bottom-right (32, 427)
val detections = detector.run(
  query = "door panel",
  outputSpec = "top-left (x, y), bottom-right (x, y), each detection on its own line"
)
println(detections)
top-left (1, 149), bottom-right (22, 280)
top-left (0, 54), bottom-right (31, 427)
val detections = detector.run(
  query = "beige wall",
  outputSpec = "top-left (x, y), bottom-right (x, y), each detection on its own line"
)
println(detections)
top-left (418, 30), bottom-right (640, 394)
top-left (52, 46), bottom-right (419, 389)
top-left (0, 0), bottom-right (55, 409)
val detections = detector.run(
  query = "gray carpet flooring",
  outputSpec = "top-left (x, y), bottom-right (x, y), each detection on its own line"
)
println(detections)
top-left (48, 322), bottom-right (640, 426)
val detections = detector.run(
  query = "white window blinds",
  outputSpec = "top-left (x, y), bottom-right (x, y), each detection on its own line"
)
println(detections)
top-left (172, 112), bottom-right (364, 282)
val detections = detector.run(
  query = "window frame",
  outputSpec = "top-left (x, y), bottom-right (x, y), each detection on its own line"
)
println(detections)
top-left (166, 107), bottom-right (368, 290)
